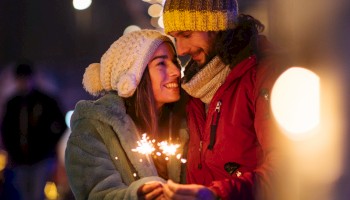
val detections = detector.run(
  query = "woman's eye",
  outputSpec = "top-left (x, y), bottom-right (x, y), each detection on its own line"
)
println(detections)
top-left (157, 61), bottom-right (165, 66)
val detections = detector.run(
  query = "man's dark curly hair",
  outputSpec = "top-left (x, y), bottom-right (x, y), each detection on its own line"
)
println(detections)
top-left (215, 14), bottom-right (265, 66)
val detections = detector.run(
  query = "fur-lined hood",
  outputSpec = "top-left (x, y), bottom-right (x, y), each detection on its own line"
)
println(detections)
top-left (71, 92), bottom-right (160, 178)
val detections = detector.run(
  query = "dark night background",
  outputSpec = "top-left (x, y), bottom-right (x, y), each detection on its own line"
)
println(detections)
top-left (0, 0), bottom-right (349, 199)
top-left (0, 0), bottom-right (154, 112)
top-left (0, 0), bottom-right (262, 113)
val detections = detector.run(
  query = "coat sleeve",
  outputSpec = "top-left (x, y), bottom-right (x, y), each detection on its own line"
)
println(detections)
top-left (65, 119), bottom-right (165, 200)
top-left (251, 58), bottom-right (287, 200)
top-left (208, 58), bottom-right (287, 200)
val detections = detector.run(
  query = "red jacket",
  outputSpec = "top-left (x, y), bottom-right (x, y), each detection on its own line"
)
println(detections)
top-left (185, 41), bottom-right (285, 199)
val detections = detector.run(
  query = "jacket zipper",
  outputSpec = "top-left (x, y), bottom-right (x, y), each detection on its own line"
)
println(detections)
top-left (198, 100), bottom-right (222, 169)
top-left (198, 140), bottom-right (203, 169)
top-left (208, 100), bottom-right (221, 150)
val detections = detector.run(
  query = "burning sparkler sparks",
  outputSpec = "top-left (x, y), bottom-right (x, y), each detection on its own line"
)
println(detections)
top-left (132, 133), bottom-right (184, 161)
top-left (158, 141), bottom-right (180, 156)
top-left (131, 133), bottom-right (155, 155)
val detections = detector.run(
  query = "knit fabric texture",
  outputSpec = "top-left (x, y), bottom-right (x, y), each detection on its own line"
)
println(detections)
top-left (163, 0), bottom-right (239, 34)
top-left (181, 56), bottom-right (231, 104)
top-left (82, 30), bottom-right (173, 97)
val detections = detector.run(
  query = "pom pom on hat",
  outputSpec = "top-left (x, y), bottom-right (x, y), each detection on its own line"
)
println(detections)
top-left (82, 29), bottom-right (173, 97)
top-left (83, 63), bottom-right (104, 96)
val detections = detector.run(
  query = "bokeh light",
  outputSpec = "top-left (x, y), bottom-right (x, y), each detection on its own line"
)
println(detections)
top-left (72, 0), bottom-right (92, 10)
top-left (123, 25), bottom-right (141, 35)
top-left (150, 17), bottom-right (160, 28)
top-left (148, 4), bottom-right (163, 17)
top-left (158, 16), bottom-right (164, 28)
top-left (0, 150), bottom-right (7, 171)
top-left (271, 67), bottom-right (320, 140)
top-left (44, 181), bottom-right (58, 200)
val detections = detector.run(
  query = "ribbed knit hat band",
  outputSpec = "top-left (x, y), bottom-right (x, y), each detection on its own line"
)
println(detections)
top-left (163, 0), bottom-right (239, 34)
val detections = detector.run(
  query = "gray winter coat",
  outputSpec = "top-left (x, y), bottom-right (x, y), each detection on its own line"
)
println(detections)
top-left (65, 92), bottom-right (188, 200)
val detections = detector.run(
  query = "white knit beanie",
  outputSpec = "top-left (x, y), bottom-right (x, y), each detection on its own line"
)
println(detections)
top-left (82, 29), bottom-right (173, 97)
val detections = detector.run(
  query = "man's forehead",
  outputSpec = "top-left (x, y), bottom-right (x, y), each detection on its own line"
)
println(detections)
top-left (169, 31), bottom-right (190, 37)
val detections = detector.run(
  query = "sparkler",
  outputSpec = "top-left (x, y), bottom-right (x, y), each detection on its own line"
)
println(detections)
top-left (132, 133), bottom-right (185, 162)
top-left (131, 133), bottom-right (155, 155)
top-left (158, 141), bottom-right (180, 156)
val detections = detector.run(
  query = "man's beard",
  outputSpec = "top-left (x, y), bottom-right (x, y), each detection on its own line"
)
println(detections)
top-left (182, 50), bottom-right (217, 83)
top-left (196, 49), bottom-right (217, 68)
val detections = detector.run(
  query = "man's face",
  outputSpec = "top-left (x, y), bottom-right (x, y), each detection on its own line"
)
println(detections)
top-left (169, 31), bottom-right (217, 68)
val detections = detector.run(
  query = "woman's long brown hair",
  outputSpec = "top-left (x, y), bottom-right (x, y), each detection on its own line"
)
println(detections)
top-left (125, 69), bottom-right (160, 137)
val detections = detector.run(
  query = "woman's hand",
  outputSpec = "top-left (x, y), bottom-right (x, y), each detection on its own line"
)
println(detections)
top-left (138, 181), bottom-right (164, 200)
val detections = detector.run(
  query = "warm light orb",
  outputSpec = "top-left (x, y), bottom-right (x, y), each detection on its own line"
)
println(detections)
top-left (150, 17), bottom-right (160, 28)
top-left (148, 4), bottom-right (163, 17)
top-left (72, 0), bottom-right (92, 10)
top-left (271, 67), bottom-right (320, 140)
top-left (158, 16), bottom-right (164, 28)
top-left (123, 25), bottom-right (141, 35)
top-left (44, 182), bottom-right (58, 200)
top-left (0, 150), bottom-right (7, 171)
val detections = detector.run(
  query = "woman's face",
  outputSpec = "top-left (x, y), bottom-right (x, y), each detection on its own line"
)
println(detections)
top-left (148, 42), bottom-right (181, 109)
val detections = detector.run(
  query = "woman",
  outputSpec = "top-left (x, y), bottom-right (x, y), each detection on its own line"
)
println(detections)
top-left (65, 30), bottom-right (188, 200)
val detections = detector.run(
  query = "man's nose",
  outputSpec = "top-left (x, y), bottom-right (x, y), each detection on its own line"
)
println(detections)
top-left (175, 40), bottom-right (189, 56)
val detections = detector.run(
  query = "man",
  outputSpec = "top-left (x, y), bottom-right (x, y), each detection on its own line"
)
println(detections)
top-left (1, 62), bottom-right (67, 200)
top-left (162, 0), bottom-right (287, 199)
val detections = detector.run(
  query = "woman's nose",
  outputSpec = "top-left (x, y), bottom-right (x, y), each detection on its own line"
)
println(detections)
top-left (169, 63), bottom-right (181, 77)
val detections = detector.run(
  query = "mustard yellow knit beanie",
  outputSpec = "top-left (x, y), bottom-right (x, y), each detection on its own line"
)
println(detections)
top-left (163, 0), bottom-right (239, 34)
top-left (82, 29), bottom-right (173, 97)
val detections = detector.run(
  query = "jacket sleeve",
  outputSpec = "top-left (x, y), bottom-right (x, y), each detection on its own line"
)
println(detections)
top-left (251, 57), bottom-right (288, 200)
top-left (65, 119), bottom-right (165, 200)
top-left (208, 58), bottom-right (287, 200)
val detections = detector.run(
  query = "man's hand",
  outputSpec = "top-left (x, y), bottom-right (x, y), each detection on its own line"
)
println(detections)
top-left (137, 181), bottom-right (164, 200)
top-left (163, 180), bottom-right (217, 200)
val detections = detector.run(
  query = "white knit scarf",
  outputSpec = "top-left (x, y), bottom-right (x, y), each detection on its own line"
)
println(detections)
top-left (182, 56), bottom-right (231, 104)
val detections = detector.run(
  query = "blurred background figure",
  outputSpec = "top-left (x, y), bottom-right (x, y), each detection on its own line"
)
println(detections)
top-left (0, 61), bottom-right (67, 200)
